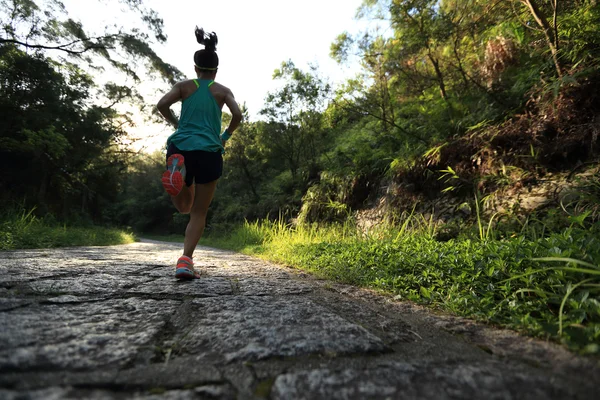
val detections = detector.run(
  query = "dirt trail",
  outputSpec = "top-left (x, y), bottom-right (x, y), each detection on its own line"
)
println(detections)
top-left (0, 241), bottom-right (598, 399)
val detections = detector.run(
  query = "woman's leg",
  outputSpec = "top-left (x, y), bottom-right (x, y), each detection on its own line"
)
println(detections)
top-left (183, 180), bottom-right (218, 257)
top-left (171, 184), bottom-right (195, 214)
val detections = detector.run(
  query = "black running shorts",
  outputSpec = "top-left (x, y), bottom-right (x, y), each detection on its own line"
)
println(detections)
top-left (166, 143), bottom-right (223, 186)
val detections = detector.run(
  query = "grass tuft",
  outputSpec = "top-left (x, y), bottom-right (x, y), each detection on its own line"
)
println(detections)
top-left (0, 208), bottom-right (135, 250)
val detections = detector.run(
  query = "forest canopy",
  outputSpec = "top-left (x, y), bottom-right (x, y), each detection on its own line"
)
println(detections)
top-left (1, 0), bottom-right (599, 229)
top-left (0, 0), bottom-right (181, 220)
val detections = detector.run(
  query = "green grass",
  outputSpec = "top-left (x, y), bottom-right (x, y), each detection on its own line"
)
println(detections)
top-left (202, 218), bottom-right (600, 354)
top-left (0, 208), bottom-right (135, 250)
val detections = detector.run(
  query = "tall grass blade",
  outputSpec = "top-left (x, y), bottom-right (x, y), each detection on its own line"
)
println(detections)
top-left (559, 279), bottom-right (592, 335)
top-left (532, 257), bottom-right (600, 270)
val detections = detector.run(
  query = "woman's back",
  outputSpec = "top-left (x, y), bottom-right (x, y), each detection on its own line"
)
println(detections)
top-left (179, 79), bottom-right (231, 108)
top-left (170, 79), bottom-right (222, 152)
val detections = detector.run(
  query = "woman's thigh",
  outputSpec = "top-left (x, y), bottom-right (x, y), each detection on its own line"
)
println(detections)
top-left (190, 180), bottom-right (218, 216)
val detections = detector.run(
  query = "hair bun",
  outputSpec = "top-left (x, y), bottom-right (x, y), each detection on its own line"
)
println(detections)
top-left (195, 26), bottom-right (218, 52)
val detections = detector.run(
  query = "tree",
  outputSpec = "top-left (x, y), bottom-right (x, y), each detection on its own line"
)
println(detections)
top-left (0, 45), bottom-right (118, 215)
top-left (1, 0), bottom-right (184, 136)
top-left (0, 0), bottom-right (182, 220)
top-left (260, 61), bottom-right (330, 182)
top-left (223, 107), bottom-right (263, 203)
top-left (516, 0), bottom-right (562, 77)
top-left (0, 0), bottom-right (181, 84)
top-left (510, 0), bottom-right (600, 78)
top-left (108, 150), bottom-right (175, 233)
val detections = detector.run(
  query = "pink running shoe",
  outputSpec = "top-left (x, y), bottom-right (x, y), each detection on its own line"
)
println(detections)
top-left (175, 255), bottom-right (201, 279)
top-left (162, 154), bottom-right (185, 196)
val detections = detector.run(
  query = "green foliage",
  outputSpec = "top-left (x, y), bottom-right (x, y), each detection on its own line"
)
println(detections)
top-left (0, 0), bottom-right (183, 226)
top-left (210, 64), bottom-right (333, 224)
top-left (0, 0), bottom-right (182, 84)
top-left (559, 174), bottom-right (600, 223)
top-left (204, 218), bottom-right (600, 353)
top-left (559, 2), bottom-right (600, 65)
top-left (0, 45), bottom-right (126, 218)
top-left (298, 172), bottom-right (353, 224)
top-left (330, 32), bottom-right (353, 64)
top-left (106, 151), bottom-right (184, 234)
top-left (260, 61), bottom-right (330, 182)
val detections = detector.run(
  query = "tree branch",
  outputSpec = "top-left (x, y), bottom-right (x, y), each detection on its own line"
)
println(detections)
top-left (552, 0), bottom-right (559, 51)
top-left (0, 35), bottom-right (119, 55)
top-left (472, 0), bottom-right (506, 25)
top-left (333, 99), bottom-right (429, 145)
top-left (519, 0), bottom-right (562, 77)
top-left (511, 1), bottom-right (544, 33)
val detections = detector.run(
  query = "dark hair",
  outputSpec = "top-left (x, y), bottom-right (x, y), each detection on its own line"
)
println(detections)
top-left (194, 27), bottom-right (219, 70)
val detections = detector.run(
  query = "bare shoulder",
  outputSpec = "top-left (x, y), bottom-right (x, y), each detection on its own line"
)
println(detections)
top-left (212, 82), bottom-right (234, 96)
top-left (173, 79), bottom-right (191, 88)
top-left (179, 79), bottom-right (201, 98)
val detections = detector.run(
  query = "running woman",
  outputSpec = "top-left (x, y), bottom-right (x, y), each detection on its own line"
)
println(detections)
top-left (157, 27), bottom-right (242, 279)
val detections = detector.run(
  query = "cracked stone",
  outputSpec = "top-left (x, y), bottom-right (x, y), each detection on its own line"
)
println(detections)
top-left (235, 277), bottom-right (313, 296)
top-left (173, 296), bottom-right (388, 363)
top-left (126, 276), bottom-right (233, 297)
top-left (18, 274), bottom-right (155, 296)
top-left (0, 387), bottom-right (218, 400)
top-left (0, 370), bottom-right (117, 391)
top-left (0, 297), bottom-right (32, 311)
top-left (0, 298), bottom-right (178, 371)
top-left (115, 357), bottom-right (223, 389)
top-left (271, 360), bottom-right (585, 400)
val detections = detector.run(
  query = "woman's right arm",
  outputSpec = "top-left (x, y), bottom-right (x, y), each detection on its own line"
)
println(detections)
top-left (157, 83), bottom-right (183, 128)
top-left (224, 90), bottom-right (243, 134)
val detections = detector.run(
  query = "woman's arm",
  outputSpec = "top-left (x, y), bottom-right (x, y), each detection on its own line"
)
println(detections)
top-left (157, 83), bottom-right (183, 128)
top-left (224, 90), bottom-right (243, 134)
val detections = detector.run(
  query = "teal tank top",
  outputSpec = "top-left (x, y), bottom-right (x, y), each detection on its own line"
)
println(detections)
top-left (166, 79), bottom-right (223, 152)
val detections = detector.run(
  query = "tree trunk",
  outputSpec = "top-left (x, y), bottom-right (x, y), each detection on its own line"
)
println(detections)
top-left (520, 0), bottom-right (562, 77)
top-left (427, 53), bottom-right (449, 101)
top-left (241, 161), bottom-right (260, 202)
top-left (453, 35), bottom-right (470, 88)
top-left (37, 158), bottom-right (49, 215)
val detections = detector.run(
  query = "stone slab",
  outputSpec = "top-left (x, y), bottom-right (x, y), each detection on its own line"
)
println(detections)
top-left (114, 357), bottom-right (223, 389)
top-left (0, 387), bottom-right (230, 400)
top-left (0, 369), bottom-right (117, 391)
top-left (271, 360), bottom-right (585, 400)
top-left (173, 296), bottom-right (389, 363)
top-left (126, 276), bottom-right (233, 297)
top-left (0, 297), bottom-right (32, 311)
top-left (1, 244), bottom-right (598, 400)
top-left (234, 277), bottom-right (313, 296)
top-left (0, 298), bottom-right (178, 371)
top-left (0, 260), bottom-right (169, 286)
top-left (15, 274), bottom-right (154, 296)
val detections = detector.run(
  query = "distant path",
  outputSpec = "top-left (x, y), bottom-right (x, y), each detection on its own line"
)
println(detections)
top-left (0, 242), bottom-right (598, 399)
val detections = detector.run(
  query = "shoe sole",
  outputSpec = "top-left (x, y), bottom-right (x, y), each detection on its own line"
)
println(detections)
top-left (162, 154), bottom-right (185, 196)
top-left (175, 267), bottom-right (200, 279)
top-left (162, 170), bottom-right (183, 196)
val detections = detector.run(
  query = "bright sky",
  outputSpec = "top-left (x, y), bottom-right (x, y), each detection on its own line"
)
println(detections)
top-left (62, 0), bottom-right (371, 151)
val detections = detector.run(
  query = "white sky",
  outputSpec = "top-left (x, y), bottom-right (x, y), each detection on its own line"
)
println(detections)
top-left (62, 0), bottom-right (372, 151)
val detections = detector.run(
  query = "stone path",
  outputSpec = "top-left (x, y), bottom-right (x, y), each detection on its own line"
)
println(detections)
top-left (0, 241), bottom-right (598, 399)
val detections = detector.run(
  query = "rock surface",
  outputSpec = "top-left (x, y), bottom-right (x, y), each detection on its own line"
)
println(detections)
top-left (0, 241), bottom-right (598, 399)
